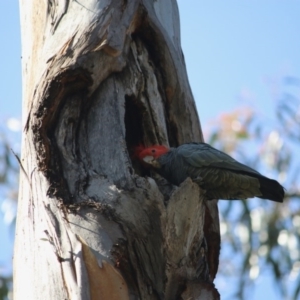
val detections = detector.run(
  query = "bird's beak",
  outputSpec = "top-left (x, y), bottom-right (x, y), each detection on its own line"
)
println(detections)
top-left (142, 156), bottom-right (161, 168)
top-left (143, 156), bottom-right (154, 164)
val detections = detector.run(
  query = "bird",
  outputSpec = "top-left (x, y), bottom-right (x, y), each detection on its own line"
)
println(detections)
top-left (135, 142), bottom-right (284, 202)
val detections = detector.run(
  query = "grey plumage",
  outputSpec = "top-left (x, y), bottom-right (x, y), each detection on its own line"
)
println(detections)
top-left (154, 143), bottom-right (284, 202)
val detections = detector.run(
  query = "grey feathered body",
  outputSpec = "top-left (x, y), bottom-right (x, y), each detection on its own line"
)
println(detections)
top-left (156, 143), bottom-right (284, 202)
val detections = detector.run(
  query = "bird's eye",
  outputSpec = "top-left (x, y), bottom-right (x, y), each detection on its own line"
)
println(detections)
top-left (151, 149), bottom-right (156, 153)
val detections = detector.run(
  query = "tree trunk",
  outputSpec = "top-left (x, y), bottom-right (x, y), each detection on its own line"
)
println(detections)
top-left (14, 1), bottom-right (220, 299)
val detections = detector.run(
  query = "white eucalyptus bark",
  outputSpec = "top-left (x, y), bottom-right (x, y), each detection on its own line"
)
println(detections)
top-left (14, 1), bottom-right (220, 299)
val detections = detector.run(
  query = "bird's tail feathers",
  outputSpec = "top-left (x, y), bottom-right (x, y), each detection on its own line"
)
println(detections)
top-left (258, 176), bottom-right (285, 203)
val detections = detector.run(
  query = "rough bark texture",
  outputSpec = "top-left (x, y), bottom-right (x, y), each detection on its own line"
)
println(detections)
top-left (15, 0), bottom-right (220, 299)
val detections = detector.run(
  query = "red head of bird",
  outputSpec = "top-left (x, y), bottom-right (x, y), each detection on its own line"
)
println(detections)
top-left (134, 145), bottom-right (170, 168)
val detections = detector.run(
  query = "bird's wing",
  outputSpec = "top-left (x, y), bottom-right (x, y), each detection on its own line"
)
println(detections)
top-left (177, 143), bottom-right (261, 176)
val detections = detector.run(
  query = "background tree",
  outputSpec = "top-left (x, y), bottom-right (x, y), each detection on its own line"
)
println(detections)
top-left (207, 77), bottom-right (300, 300)
top-left (14, 1), bottom-right (220, 299)
top-left (0, 122), bottom-right (19, 300)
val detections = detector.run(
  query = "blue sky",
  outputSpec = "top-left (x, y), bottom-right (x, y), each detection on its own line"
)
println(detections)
top-left (178, 0), bottom-right (300, 133)
top-left (0, 2), bottom-right (21, 118)
top-left (1, 1), bottom-right (300, 299)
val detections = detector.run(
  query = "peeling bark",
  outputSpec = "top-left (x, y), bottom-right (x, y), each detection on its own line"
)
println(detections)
top-left (15, 0), bottom-right (220, 299)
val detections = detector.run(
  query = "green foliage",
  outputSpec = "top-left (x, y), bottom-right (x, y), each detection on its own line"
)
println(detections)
top-left (0, 276), bottom-right (12, 300)
top-left (0, 122), bottom-right (20, 300)
top-left (207, 78), bottom-right (300, 300)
